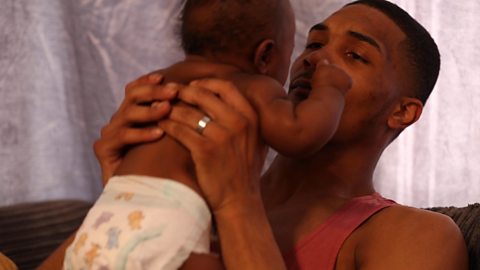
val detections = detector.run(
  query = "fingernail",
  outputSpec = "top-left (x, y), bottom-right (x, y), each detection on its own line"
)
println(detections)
top-left (151, 101), bottom-right (167, 110)
top-left (149, 74), bottom-right (162, 82)
top-left (164, 82), bottom-right (177, 89)
top-left (164, 83), bottom-right (179, 94)
top-left (152, 128), bottom-right (164, 136)
top-left (190, 80), bottom-right (199, 86)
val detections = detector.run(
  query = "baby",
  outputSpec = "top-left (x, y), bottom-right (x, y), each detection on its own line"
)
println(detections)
top-left (64, 0), bottom-right (350, 269)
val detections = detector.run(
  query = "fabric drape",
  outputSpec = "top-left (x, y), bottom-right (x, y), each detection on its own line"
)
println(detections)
top-left (1, 0), bottom-right (478, 207)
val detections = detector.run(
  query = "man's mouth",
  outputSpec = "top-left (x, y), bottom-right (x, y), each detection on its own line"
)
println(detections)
top-left (289, 78), bottom-right (312, 99)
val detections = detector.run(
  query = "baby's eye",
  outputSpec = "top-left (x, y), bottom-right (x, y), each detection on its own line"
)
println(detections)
top-left (346, 51), bottom-right (369, 64)
top-left (306, 42), bottom-right (324, 50)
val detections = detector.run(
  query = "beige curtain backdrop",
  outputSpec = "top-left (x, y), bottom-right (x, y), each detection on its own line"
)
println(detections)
top-left (1, 0), bottom-right (478, 207)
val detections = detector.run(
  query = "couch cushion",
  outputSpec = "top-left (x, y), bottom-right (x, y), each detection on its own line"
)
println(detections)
top-left (0, 200), bottom-right (478, 269)
top-left (428, 203), bottom-right (480, 270)
top-left (0, 200), bottom-right (92, 270)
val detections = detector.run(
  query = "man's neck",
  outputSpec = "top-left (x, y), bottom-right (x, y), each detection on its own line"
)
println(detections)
top-left (261, 142), bottom-right (383, 208)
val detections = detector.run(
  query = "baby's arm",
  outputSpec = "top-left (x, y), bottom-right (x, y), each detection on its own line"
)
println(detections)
top-left (245, 63), bottom-right (351, 157)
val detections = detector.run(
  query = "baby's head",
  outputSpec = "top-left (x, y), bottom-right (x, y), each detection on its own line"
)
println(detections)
top-left (180, 0), bottom-right (295, 85)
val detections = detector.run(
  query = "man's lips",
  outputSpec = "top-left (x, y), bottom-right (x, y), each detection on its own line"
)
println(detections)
top-left (289, 76), bottom-right (312, 99)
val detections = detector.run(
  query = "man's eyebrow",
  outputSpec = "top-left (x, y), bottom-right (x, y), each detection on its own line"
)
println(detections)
top-left (309, 23), bottom-right (327, 32)
top-left (348, 31), bottom-right (381, 52)
top-left (309, 24), bottom-right (382, 53)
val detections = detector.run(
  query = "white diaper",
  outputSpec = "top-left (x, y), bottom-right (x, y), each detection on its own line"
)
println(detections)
top-left (64, 175), bottom-right (211, 270)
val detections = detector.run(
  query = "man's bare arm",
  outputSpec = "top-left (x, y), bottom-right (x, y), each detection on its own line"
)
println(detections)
top-left (37, 233), bottom-right (75, 270)
top-left (180, 253), bottom-right (225, 270)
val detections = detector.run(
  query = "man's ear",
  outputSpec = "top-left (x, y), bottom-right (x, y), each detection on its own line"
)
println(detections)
top-left (387, 97), bottom-right (423, 130)
top-left (253, 39), bottom-right (275, 74)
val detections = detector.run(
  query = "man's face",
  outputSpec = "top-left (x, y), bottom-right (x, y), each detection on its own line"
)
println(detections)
top-left (289, 4), bottom-right (408, 143)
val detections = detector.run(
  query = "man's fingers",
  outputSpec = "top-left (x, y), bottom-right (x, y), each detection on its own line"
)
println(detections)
top-left (169, 104), bottom-right (215, 129)
top-left (123, 84), bottom-right (178, 106)
top-left (125, 71), bottom-right (163, 91)
top-left (106, 101), bottom-right (171, 139)
top-left (123, 101), bottom-right (172, 124)
top-left (110, 126), bottom-right (164, 147)
top-left (94, 126), bottom-right (161, 186)
top-left (176, 84), bottom-right (253, 135)
top-left (158, 119), bottom-right (228, 156)
top-left (158, 120), bottom-right (206, 153)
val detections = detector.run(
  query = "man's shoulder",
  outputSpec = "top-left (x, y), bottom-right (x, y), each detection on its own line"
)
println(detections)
top-left (372, 204), bottom-right (456, 227)
top-left (361, 204), bottom-right (463, 248)
top-left (348, 204), bottom-right (468, 269)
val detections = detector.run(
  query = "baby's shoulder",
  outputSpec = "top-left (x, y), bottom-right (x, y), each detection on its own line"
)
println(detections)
top-left (234, 73), bottom-right (285, 96)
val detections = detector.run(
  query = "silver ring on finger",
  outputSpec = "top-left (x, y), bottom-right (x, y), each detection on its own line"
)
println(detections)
top-left (196, 115), bottom-right (212, 135)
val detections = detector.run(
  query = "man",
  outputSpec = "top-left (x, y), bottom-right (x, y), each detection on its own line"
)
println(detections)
top-left (40, 0), bottom-right (468, 269)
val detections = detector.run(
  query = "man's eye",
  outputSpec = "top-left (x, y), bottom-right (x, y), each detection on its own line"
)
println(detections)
top-left (306, 42), bottom-right (324, 50)
top-left (346, 51), bottom-right (369, 64)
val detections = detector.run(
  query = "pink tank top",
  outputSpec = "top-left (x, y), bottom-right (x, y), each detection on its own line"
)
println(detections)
top-left (283, 193), bottom-right (396, 270)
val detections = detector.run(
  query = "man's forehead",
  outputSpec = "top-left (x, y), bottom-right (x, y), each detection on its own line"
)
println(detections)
top-left (316, 5), bottom-right (382, 32)
top-left (310, 5), bottom-right (406, 49)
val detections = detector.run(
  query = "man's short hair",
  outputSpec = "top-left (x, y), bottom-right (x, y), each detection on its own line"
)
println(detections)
top-left (347, 0), bottom-right (441, 104)
top-left (180, 0), bottom-right (285, 58)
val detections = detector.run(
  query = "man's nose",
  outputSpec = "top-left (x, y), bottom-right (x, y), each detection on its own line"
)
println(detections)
top-left (303, 49), bottom-right (332, 68)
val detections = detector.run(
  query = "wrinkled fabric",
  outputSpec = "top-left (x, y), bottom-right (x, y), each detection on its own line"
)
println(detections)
top-left (0, 0), bottom-right (479, 207)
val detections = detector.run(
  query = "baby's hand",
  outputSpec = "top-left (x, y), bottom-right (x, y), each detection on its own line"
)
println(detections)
top-left (311, 60), bottom-right (352, 96)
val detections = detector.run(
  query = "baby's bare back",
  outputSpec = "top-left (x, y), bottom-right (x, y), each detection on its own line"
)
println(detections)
top-left (114, 60), bottom-right (254, 193)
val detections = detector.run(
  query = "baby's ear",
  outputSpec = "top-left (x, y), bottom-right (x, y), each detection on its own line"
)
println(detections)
top-left (388, 97), bottom-right (423, 130)
top-left (253, 39), bottom-right (275, 74)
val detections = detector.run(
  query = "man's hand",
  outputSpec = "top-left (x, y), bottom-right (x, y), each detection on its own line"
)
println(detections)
top-left (93, 73), bottom-right (178, 184)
